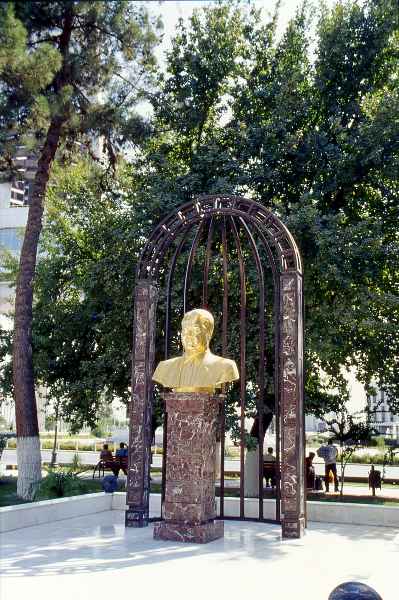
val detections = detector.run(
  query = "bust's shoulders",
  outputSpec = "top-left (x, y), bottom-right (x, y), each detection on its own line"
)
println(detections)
top-left (207, 353), bottom-right (236, 367)
top-left (156, 356), bottom-right (183, 368)
top-left (152, 356), bottom-right (183, 386)
top-left (207, 353), bottom-right (239, 382)
top-left (153, 356), bottom-right (182, 375)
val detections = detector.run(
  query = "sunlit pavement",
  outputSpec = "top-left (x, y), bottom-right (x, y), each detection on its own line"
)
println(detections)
top-left (1, 511), bottom-right (397, 600)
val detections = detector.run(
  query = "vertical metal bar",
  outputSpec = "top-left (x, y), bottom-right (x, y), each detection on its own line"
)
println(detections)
top-left (229, 217), bottom-right (246, 519)
top-left (183, 221), bottom-right (205, 314)
top-left (239, 218), bottom-right (265, 520)
top-left (220, 217), bottom-right (229, 518)
top-left (202, 218), bottom-right (214, 308)
top-left (247, 222), bottom-right (280, 521)
top-left (165, 228), bottom-right (191, 359)
top-left (248, 222), bottom-right (280, 523)
top-left (161, 228), bottom-right (192, 512)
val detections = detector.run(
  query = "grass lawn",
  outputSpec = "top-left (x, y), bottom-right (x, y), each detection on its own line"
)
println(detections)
top-left (0, 476), bottom-right (103, 507)
top-left (2, 476), bottom-right (398, 508)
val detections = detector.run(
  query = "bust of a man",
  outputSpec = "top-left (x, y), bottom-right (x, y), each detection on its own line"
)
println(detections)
top-left (152, 308), bottom-right (239, 393)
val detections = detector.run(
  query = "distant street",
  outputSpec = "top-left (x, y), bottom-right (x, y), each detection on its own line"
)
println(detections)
top-left (2, 449), bottom-right (399, 480)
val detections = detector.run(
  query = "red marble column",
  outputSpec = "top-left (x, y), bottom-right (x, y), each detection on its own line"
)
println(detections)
top-left (154, 392), bottom-right (224, 543)
top-left (125, 281), bottom-right (158, 527)
top-left (280, 272), bottom-right (305, 538)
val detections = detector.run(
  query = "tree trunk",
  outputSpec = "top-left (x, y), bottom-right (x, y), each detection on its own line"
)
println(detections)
top-left (13, 117), bottom-right (65, 499)
top-left (13, 7), bottom-right (73, 500)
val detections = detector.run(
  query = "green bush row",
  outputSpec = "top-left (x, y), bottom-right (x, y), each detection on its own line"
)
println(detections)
top-left (5, 439), bottom-right (98, 451)
top-left (338, 452), bottom-right (399, 466)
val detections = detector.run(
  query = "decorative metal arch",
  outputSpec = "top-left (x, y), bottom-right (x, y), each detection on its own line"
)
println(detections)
top-left (126, 195), bottom-right (305, 539)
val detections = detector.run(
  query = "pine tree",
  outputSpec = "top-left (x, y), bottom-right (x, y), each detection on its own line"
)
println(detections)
top-left (0, 1), bottom-right (160, 499)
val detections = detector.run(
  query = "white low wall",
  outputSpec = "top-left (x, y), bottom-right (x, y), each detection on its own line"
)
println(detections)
top-left (307, 500), bottom-right (399, 527)
top-left (0, 493), bottom-right (111, 533)
top-left (110, 494), bottom-right (399, 527)
top-left (1, 492), bottom-right (398, 533)
top-left (111, 492), bottom-right (161, 514)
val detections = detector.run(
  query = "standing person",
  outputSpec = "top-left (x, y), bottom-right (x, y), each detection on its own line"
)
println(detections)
top-left (317, 439), bottom-right (339, 492)
top-left (305, 452), bottom-right (316, 489)
top-left (263, 447), bottom-right (277, 487)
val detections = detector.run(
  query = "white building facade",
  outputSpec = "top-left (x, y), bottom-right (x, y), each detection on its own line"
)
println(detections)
top-left (367, 390), bottom-right (399, 440)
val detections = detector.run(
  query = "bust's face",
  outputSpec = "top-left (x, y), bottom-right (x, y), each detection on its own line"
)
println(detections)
top-left (181, 314), bottom-right (208, 354)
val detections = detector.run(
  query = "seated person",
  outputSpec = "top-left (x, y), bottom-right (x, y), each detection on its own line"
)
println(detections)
top-left (115, 442), bottom-right (128, 475)
top-left (116, 442), bottom-right (128, 458)
top-left (263, 447), bottom-right (277, 487)
top-left (305, 452), bottom-right (316, 489)
top-left (100, 443), bottom-right (118, 476)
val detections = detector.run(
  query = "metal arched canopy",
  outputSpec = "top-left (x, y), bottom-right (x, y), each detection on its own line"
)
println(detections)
top-left (137, 195), bottom-right (303, 279)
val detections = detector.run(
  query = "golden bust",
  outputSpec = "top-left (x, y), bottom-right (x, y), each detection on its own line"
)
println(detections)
top-left (152, 308), bottom-right (239, 393)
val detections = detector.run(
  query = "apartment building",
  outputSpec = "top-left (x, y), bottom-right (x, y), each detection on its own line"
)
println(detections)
top-left (367, 390), bottom-right (399, 440)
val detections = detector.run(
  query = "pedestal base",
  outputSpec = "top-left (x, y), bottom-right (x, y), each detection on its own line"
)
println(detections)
top-left (125, 509), bottom-right (149, 528)
top-left (282, 517), bottom-right (305, 539)
top-left (154, 520), bottom-right (224, 544)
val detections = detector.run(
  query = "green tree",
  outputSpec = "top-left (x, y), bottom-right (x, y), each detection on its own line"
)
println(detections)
top-left (32, 160), bottom-right (140, 431)
top-left (321, 397), bottom-right (376, 497)
top-left (230, 0), bottom-right (399, 410)
top-left (0, 1), bottom-right (160, 499)
top-left (2, 0), bottom-right (398, 449)
top-left (140, 0), bottom-right (399, 417)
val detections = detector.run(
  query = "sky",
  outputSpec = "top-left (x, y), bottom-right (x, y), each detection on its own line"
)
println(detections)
top-left (141, 0), bottom-right (367, 413)
top-left (146, 0), bottom-right (336, 67)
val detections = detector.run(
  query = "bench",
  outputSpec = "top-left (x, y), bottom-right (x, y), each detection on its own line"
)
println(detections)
top-left (92, 456), bottom-right (128, 478)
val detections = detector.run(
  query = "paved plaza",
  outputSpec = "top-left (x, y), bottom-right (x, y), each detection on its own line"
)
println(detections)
top-left (1, 511), bottom-right (397, 600)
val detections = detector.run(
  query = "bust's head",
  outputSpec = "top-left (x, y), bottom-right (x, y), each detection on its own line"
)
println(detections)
top-left (181, 309), bottom-right (214, 355)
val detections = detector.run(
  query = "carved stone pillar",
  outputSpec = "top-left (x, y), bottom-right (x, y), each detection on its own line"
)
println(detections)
top-left (280, 273), bottom-right (305, 538)
top-left (125, 281), bottom-right (158, 527)
top-left (153, 393), bottom-right (224, 543)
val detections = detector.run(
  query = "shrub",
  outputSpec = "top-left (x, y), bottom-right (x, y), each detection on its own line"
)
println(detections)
top-left (91, 424), bottom-right (111, 438)
top-left (336, 451), bottom-right (399, 465)
top-left (225, 446), bottom-right (240, 458)
top-left (77, 442), bottom-right (95, 451)
top-left (306, 434), bottom-right (327, 446)
top-left (59, 441), bottom-right (77, 450)
top-left (38, 471), bottom-right (83, 498)
top-left (374, 436), bottom-right (387, 450)
top-left (38, 455), bottom-right (89, 498)
top-left (41, 440), bottom-right (54, 449)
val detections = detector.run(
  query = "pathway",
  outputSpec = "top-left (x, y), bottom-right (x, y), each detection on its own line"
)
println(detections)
top-left (1, 511), bottom-right (397, 600)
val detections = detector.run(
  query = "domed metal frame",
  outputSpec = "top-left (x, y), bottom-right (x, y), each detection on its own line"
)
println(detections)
top-left (126, 195), bottom-right (305, 539)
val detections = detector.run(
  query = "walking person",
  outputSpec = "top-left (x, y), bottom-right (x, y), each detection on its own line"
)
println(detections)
top-left (317, 439), bottom-right (339, 492)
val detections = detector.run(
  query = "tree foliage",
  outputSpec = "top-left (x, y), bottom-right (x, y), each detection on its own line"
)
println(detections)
top-left (1, 0), bottom-right (398, 434)
top-left (32, 161), bottom-right (140, 430)
top-left (0, 1), bottom-right (160, 171)
top-left (0, 1), bottom-right (161, 498)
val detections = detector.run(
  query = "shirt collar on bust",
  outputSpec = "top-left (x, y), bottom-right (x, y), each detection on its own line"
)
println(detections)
top-left (183, 347), bottom-right (211, 365)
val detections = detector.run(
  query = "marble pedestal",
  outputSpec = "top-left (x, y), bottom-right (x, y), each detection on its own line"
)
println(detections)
top-left (154, 392), bottom-right (224, 544)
